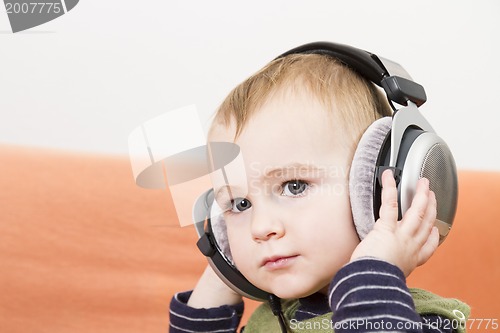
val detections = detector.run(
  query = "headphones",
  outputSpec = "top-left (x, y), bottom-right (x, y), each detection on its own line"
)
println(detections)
top-left (193, 41), bottom-right (458, 302)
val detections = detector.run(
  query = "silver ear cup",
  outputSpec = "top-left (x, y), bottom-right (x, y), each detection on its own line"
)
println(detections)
top-left (399, 133), bottom-right (458, 243)
top-left (349, 117), bottom-right (392, 240)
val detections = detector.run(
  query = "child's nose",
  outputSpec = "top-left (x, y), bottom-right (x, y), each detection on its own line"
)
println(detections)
top-left (250, 205), bottom-right (285, 242)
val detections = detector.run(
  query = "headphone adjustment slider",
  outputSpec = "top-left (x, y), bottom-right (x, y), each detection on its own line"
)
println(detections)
top-left (381, 76), bottom-right (427, 107)
top-left (197, 234), bottom-right (216, 257)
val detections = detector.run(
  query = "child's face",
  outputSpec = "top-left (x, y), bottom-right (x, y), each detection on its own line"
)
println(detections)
top-left (209, 89), bottom-right (360, 299)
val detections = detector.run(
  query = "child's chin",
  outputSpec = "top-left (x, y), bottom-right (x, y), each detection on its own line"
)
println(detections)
top-left (267, 283), bottom-right (326, 300)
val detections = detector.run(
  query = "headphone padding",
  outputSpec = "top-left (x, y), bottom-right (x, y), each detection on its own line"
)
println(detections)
top-left (349, 117), bottom-right (392, 240)
top-left (210, 202), bottom-right (234, 264)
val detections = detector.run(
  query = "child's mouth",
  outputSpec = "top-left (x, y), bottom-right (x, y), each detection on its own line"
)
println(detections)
top-left (262, 255), bottom-right (299, 270)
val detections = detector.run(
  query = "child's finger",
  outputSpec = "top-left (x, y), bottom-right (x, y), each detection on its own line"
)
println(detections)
top-left (416, 190), bottom-right (437, 241)
top-left (411, 190), bottom-right (437, 249)
top-left (417, 226), bottom-right (440, 267)
top-left (400, 177), bottom-right (431, 236)
top-left (378, 169), bottom-right (399, 229)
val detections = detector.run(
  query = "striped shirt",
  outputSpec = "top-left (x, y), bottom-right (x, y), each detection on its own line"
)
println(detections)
top-left (169, 258), bottom-right (454, 332)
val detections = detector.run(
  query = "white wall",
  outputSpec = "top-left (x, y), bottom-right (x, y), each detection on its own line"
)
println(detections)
top-left (1, 0), bottom-right (499, 170)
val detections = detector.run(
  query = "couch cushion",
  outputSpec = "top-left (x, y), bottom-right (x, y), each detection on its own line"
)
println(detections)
top-left (0, 146), bottom-right (498, 332)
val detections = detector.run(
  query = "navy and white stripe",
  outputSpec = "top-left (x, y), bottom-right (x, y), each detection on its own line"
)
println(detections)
top-left (295, 292), bottom-right (331, 321)
top-left (169, 291), bottom-right (243, 333)
top-left (329, 258), bottom-right (453, 333)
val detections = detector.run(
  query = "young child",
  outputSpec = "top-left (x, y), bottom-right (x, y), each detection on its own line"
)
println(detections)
top-left (169, 49), bottom-right (469, 332)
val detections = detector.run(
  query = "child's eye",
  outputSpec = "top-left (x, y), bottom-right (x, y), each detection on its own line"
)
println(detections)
top-left (231, 198), bottom-right (252, 213)
top-left (281, 180), bottom-right (309, 197)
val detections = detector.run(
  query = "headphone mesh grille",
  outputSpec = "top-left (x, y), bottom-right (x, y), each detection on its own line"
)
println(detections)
top-left (420, 143), bottom-right (458, 225)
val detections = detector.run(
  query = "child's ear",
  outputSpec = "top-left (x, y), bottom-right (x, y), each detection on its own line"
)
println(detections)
top-left (349, 117), bottom-right (392, 240)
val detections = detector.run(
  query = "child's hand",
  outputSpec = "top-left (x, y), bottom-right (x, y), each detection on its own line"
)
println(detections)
top-left (187, 264), bottom-right (243, 308)
top-left (350, 170), bottom-right (440, 277)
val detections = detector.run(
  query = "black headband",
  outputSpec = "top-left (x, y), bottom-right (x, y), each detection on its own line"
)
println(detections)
top-left (276, 41), bottom-right (426, 107)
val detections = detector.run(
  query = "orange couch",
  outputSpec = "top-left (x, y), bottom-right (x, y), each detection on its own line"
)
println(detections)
top-left (1, 145), bottom-right (498, 332)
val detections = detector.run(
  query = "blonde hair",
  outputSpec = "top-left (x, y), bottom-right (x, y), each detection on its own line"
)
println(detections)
top-left (210, 53), bottom-right (392, 152)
